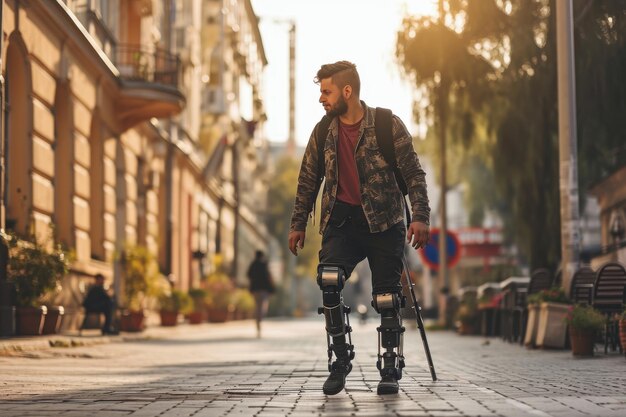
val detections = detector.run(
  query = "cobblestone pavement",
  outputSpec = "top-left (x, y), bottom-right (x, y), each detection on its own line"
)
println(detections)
top-left (0, 317), bottom-right (625, 417)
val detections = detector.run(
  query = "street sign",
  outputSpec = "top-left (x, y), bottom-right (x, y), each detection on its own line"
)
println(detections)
top-left (418, 228), bottom-right (461, 270)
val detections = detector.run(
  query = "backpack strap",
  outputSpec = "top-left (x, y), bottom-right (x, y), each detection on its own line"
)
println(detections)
top-left (375, 107), bottom-right (408, 195)
top-left (375, 107), bottom-right (411, 226)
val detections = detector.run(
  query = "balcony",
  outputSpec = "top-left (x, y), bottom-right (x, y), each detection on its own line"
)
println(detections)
top-left (114, 44), bottom-right (186, 130)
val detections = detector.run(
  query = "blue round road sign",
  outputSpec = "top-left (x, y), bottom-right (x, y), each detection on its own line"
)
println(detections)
top-left (418, 228), bottom-right (461, 270)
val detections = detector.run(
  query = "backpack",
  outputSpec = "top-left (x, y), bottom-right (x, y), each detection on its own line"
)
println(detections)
top-left (312, 107), bottom-right (408, 201)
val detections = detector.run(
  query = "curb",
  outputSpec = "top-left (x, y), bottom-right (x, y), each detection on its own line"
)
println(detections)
top-left (0, 320), bottom-right (257, 355)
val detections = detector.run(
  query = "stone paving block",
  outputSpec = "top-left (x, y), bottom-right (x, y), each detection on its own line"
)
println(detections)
top-left (396, 411), bottom-right (432, 417)
top-left (3, 320), bottom-right (626, 417)
top-left (555, 397), bottom-right (615, 415)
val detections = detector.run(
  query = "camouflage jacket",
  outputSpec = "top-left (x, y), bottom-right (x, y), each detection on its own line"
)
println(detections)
top-left (290, 102), bottom-right (430, 235)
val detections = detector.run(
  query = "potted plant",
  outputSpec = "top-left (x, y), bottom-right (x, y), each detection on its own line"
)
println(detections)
top-left (6, 233), bottom-right (69, 336)
top-left (158, 289), bottom-right (193, 326)
top-left (565, 304), bottom-right (605, 356)
top-left (232, 288), bottom-right (255, 320)
top-left (456, 297), bottom-right (479, 335)
top-left (188, 288), bottom-right (207, 324)
top-left (526, 287), bottom-right (571, 349)
top-left (203, 268), bottom-right (234, 323)
top-left (119, 244), bottom-right (160, 332)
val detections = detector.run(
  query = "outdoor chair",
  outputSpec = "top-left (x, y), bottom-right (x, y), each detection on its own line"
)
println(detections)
top-left (477, 282), bottom-right (502, 337)
top-left (570, 266), bottom-right (596, 305)
top-left (499, 277), bottom-right (530, 343)
top-left (514, 268), bottom-right (553, 345)
top-left (592, 262), bottom-right (626, 354)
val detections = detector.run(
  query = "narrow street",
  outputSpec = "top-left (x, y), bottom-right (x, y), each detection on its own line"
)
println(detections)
top-left (1, 317), bottom-right (625, 416)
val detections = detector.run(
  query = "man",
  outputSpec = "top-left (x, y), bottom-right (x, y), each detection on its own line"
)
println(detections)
top-left (82, 274), bottom-right (117, 335)
top-left (247, 250), bottom-right (275, 337)
top-left (288, 61), bottom-right (430, 395)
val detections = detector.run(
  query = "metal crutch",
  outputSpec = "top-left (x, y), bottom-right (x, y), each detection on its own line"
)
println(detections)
top-left (401, 254), bottom-right (437, 381)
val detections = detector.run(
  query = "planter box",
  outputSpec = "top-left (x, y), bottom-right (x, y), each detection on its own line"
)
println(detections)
top-left (15, 306), bottom-right (47, 336)
top-left (42, 306), bottom-right (65, 335)
top-left (524, 304), bottom-right (540, 347)
top-left (535, 302), bottom-right (570, 349)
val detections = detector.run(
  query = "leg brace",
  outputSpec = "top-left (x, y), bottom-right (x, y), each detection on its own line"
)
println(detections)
top-left (316, 264), bottom-right (355, 372)
top-left (372, 293), bottom-right (406, 380)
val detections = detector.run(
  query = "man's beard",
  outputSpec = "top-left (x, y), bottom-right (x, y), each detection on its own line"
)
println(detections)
top-left (326, 95), bottom-right (348, 118)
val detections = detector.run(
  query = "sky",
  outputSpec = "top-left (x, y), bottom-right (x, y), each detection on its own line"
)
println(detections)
top-left (250, 0), bottom-right (438, 146)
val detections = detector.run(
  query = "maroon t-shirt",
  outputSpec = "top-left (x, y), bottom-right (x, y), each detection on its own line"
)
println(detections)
top-left (336, 119), bottom-right (363, 205)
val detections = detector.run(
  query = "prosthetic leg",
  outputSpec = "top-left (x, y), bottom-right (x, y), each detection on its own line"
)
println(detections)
top-left (316, 264), bottom-right (355, 395)
top-left (372, 292), bottom-right (405, 394)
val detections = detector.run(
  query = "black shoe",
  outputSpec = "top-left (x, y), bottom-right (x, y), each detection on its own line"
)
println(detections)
top-left (323, 357), bottom-right (352, 395)
top-left (377, 374), bottom-right (399, 395)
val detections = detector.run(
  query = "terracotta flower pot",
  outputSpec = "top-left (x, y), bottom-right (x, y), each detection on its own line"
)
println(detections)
top-left (458, 322), bottom-right (477, 335)
top-left (188, 311), bottom-right (204, 324)
top-left (207, 308), bottom-right (229, 323)
top-left (159, 310), bottom-right (178, 326)
top-left (15, 306), bottom-right (47, 336)
top-left (120, 310), bottom-right (145, 332)
top-left (570, 327), bottom-right (595, 356)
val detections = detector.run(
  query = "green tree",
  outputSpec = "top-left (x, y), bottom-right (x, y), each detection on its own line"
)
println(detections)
top-left (397, 0), bottom-right (626, 269)
top-left (266, 155), bottom-right (321, 285)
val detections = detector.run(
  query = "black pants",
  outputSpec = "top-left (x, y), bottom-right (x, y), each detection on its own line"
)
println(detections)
top-left (85, 300), bottom-right (114, 331)
top-left (319, 201), bottom-right (405, 295)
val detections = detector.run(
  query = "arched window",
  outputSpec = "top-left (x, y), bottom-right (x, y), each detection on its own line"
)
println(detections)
top-left (5, 35), bottom-right (33, 236)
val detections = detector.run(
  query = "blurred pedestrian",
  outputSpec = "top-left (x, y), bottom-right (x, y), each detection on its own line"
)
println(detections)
top-left (247, 250), bottom-right (274, 337)
top-left (288, 61), bottom-right (430, 395)
top-left (82, 274), bottom-right (117, 335)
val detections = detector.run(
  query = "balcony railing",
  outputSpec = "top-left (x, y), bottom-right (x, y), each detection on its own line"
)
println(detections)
top-left (114, 43), bottom-right (181, 89)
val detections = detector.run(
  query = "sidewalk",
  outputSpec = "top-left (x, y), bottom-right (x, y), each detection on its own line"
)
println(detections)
top-left (1, 317), bottom-right (625, 416)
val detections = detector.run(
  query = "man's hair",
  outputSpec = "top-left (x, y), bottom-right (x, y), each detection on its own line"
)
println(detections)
top-left (314, 61), bottom-right (360, 97)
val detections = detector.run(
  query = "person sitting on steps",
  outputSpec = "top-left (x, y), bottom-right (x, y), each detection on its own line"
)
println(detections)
top-left (83, 274), bottom-right (118, 335)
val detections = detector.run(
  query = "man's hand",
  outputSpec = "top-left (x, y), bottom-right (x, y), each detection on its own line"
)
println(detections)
top-left (407, 221), bottom-right (430, 249)
top-left (288, 230), bottom-right (306, 256)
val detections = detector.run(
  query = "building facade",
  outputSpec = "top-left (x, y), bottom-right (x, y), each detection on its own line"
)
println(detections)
top-left (0, 0), bottom-right (269, 331)
top-left (199, 0), bottom-right (269, 286)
